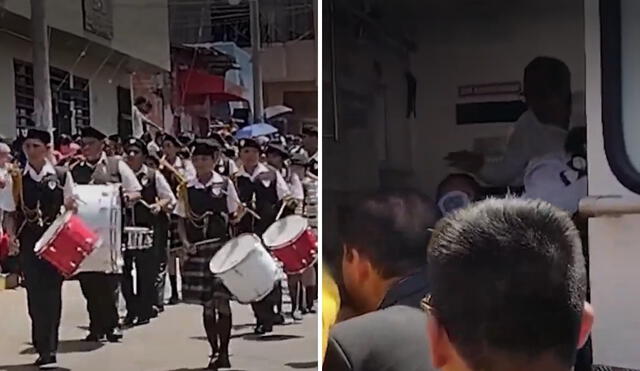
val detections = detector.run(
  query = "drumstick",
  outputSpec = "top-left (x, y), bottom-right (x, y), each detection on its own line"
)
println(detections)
top-left (220, 189), bottom-right (262, 220)
top-left (275, 201), bottom-right (287, 221)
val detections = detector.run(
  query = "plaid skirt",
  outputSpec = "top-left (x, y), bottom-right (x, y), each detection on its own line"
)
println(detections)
top-left (181, 238), bottom-right (231, 305)
top-left (168, 215), bottom-right (183, 253)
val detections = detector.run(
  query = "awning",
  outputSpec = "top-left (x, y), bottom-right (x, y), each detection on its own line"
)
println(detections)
top-left (177, 69), bottom-right (248, 105)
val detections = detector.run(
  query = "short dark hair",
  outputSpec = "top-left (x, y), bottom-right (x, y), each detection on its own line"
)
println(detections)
top-left (524, 56), bottom-right (571, 100)
top-left (134, 96), bottom-right (148, 106)
top-left (340, 190), bottom-right (438, 279)
top-left (427, 198), bottom-right (586, 370)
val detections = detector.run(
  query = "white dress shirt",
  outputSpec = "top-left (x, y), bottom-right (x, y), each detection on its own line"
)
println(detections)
top-left (288, 172), bottom-right (305, 201)
top-left (174, 171), bottom-right (240, 217)
top-left (134, 165), bottom-right (177, 208)
top-left (93, 152), bottom-right (142, 192)
top-left (166, 156), bottom-right (196, 182)
top-left (0, 166), bottom-right (14, 216)
top-left (236, 163), bottom-right (291, 201)
top-left (478, 110), bottom-right (568, 187)
top-left (1, 160), bottom-right (75, 213)
top-left (523, 152), bottom-right (587, 214)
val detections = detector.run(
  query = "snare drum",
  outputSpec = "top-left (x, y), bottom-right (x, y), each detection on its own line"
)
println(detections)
top-left (209, 234), bottom-right (279, 304)
top-left (34, 211), bottom-right (100, 277)
top-left (124, 227), bottom-right (154, 250)
top-left (74, 184), bottom-right (123, 274)
top-left (262, 215), bottom-right (317, 274)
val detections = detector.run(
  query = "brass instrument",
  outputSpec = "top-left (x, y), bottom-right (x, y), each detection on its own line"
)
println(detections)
top-left (159, 156), bottom-right (188, 185)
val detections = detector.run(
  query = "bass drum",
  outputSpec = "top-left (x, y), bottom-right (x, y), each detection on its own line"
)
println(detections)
top-left (74, 184), bottom-right (123, 274)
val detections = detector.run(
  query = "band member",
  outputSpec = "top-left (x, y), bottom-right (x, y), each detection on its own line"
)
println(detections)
top-left (208, 133), bottom-right (238, 177)
top-left (266, 144), bottom-right (314, 320)
top-left (106, 134), bottom-right (123, 157)
top-left (71, 126), bottom-right (142, 343)
top-left (122, 138), bottom-right (176, 327)
top-left (1, 128), bottom-right (77, 367)
top-left (234, 138), bottom-right (293, 334)
top-left (159, 134), bottom-right (195, 305)
top-left (175, 139), bottom-right (241, 370)
top-left (300, 126), bottom-right (318, 312)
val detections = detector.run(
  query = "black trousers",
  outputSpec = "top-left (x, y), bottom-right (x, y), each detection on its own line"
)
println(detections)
top-left (154, 225), bottom-right (169, 308)
top-left (78, 272), bottom-right (120, 335)
top-left (251, 285), bottom-right (279, 328)
top-left (122, 248), bottom-right (156, 320)
top-left (21, 253), bottom-right (63, 357)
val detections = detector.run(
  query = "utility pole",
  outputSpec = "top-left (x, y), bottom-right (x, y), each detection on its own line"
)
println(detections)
top-left (249, 0), bottom-right (264, 123)
top-left (31, 0), bottom-right (53, 138)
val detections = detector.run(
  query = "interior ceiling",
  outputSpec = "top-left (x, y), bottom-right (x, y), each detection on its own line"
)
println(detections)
top-left (346, 0), bottom-right (583, 45)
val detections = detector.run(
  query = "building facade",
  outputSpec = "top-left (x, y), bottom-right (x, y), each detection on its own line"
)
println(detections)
top-left (0, 0), bottom-right (170, 138)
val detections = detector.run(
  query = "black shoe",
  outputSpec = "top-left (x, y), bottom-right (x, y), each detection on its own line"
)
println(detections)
top-left (121, 315), bottom-right (136, 328)
top-left (151, 307), bottom-right (159, 318)
top-left (168, 296), bottom-right (180, 305)
top-left (136, 318), bottom-right (151, 326)
top-left (207, 358), bottom-right (218, 370)
top-left (157, 305), bottom-right (165, 313)
top-left (106, 328), bottom-right (123, 343)
top-left (214, 353), bottom-right (231, 368)
top-left (307, 306), bottom-right (317, 314)
top-left (274, 313), bottom-right (285, 325)
top-left (254, 325), bottom-right (266, 335)
top-left (34, 355), bottom-right (57, 367)
top-left (84, 332), bottom-right (103, 342)
top-left (300, 307), bottom-right (309, 315)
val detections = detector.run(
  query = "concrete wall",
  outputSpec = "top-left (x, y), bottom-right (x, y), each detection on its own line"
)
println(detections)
top-left (1, 0), bottom-right (170, 70)
top-left (260, 40), bottom-right (317, 83)
top-left (0, 31), bottom-right (130, 138)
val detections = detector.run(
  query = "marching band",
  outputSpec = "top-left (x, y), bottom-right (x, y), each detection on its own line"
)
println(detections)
top-left (0, 125), bottom-right (318, 370)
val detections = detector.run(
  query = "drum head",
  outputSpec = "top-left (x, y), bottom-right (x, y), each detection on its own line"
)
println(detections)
top-left (262, 215), bottom-right (308, 249)
top-left (34, 211), bottom-right (72, 255)
top-left (210, 234), bottom-right (262, 274)
top-left (124, 227), bottom-right (152, 233)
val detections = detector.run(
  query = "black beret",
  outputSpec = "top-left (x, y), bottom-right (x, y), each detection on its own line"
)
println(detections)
top-left (302, 125), bottom-right (318, 136)
top-left (124, 137), bottom-right (148, 156)
top-left (177, 132), bottom-right (195, 146)
top-left (26, 128), bottom-right (51, 144)
top-left (238, 138), bottom-right (261, 150)
top-left (107, 134), bottom-right (121, 143)
top-left (191, 139), bottom-right (219, 157)
top-left (162, 134), bottom-right (182, 147)
top-left (81, 126), bottom-right (107, 140)
top-left (266, 144), bottom-right (289, 159)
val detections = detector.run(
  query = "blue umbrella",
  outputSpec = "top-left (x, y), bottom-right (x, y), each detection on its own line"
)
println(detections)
top-left (234, 123), bottom-right (278, 139)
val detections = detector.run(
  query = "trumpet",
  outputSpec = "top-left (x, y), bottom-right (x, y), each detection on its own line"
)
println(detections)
top-left (159, 156), bottom-right (188, 185)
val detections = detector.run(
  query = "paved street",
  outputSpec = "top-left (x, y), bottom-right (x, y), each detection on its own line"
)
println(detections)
top-left (0, 281), bottom-right (317, 371)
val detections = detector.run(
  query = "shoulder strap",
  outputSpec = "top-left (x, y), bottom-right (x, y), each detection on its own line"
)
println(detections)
top-left (106, 157), bottom-right (121, 180)
top-left (54, 166), bottom-right (67, 186)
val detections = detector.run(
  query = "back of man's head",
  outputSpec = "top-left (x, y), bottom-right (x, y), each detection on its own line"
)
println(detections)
top-left (524, 56), bottom-right (571, 100)
top-left (342, 190), bottom-right (437, 279)
top-left (427, 198), bottom-right (589, 371)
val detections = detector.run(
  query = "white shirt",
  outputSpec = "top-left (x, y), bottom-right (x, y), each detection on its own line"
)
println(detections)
top-left (174, 171), bottom-right (239, 217)
top-left (134, 165), bottom-right (177, 209)
top-left (132, 106), bottom-right (148, 139)
top-left (0, 166), bottom-right (14, 216)
top-left (523, 152), bottom-right (587, 214)
top-left (478, 110), bottom-right (568, 187)
top-left (1, 160), bottom-right (75, 213)
top-left (92, 152), bottom-right (142, 192)
top-left (217, 157), bottom-right (238, 175)
top-left (237, 163), bottom-right (291, 201)
top-left (166, 156), bottom-right (196, 182)
top-left (288, 171), bottom-right (304, 201)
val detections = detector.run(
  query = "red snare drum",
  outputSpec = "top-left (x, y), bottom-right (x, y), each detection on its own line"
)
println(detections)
top-left (262, 215), bottom-right (317, 274)
top-left (34, 211), bottom-right (100, 278)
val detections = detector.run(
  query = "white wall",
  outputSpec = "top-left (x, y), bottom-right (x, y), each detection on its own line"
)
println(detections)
top-left (2, 0), bottom-right (170, 70)
top-left (0, 31), bottom-right (130, 138)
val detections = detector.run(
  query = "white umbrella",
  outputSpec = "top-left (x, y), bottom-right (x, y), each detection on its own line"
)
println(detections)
top-left (264, 105), bottom-right (293, 120)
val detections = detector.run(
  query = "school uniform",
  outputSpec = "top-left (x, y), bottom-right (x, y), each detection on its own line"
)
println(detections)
top-left (122, 165), bottom-right (175, 324)
top-left (71, 151), bottom-right (142, 341)
top-left (2, 159), bottom-right (74, 363)
top-left (159, 155), bottom-right (195, 304)
top-left (175, 170), bottom-right (239, 368)
top-left (234, 161), bottom-right (291, 333)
